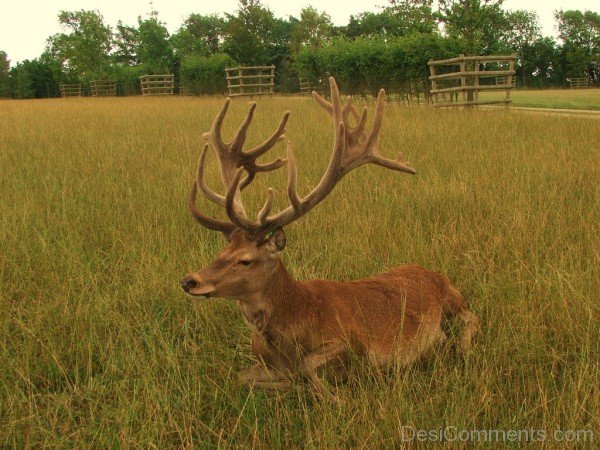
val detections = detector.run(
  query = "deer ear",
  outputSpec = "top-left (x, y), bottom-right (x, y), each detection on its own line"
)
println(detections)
top-left (265, 228), bottom-right (286, 253)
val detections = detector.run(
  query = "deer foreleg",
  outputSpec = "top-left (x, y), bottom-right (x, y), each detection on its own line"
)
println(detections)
top-left (301, 341), bottom-right (347, 401)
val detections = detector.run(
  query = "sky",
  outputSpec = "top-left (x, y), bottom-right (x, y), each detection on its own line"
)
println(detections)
top-left (1, 0), bottom-right (599, 65)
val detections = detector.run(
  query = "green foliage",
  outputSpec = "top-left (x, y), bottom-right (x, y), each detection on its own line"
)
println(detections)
top-left (5, 3), bottom-right (600, 95)
top-left (113, 22), bottom-right (139, 66)
top-left (9, 64), bottom-right (35, 99)
top-left (45, 10), bottom-right (112, 81)
top-left (344, 1), bottom-right (437, 38)
top-left (290, 7), bottom-right (333, 53)
top-left (294, 34), bottom-right (456, 97)
top-left (180, 53), bottom-right (235, 95)
top-left (438, 0), bottom-right (506, 55)
top-left (555, 10), bottom-right (600, 81)
top-left (171, 14), bottom-right (226, 58)
top-left (499, 10), bottom-right (546, 86)
top-left (10, 59), bottom-right (60, 98)
top-left (136, 12), bottom-right (174, 73)
top-left (223, 0), bottom-right (277, 65)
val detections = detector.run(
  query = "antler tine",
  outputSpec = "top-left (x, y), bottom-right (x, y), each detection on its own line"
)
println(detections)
top-left (188, 181), bottom-right (236, 237)
top-left (230, 102), bottom-right (257, 153)
top-left (244, 111), bottom-right (290, 159)
top-left (202, 98), bottom-right (230, 148)
top-left (257, 188), bottom-right (274, 225)
top-left (364, 89), bottom-right (385, 152)
top-left (311, 90), bottom-right (332, 114)
top-left (329, 78), bottom-right (343, 130)
top-left (197, 144), bottom-right (225, 206)
top-left (285, 142), bottom-right (302, 212)
top-left (225, 169), bottom-right (261, 233)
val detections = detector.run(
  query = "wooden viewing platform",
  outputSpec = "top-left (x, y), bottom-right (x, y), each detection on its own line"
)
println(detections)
top-left (225, 66), bottom-right (275, 97)
top-left (428, 54), bottom-right (516, 108)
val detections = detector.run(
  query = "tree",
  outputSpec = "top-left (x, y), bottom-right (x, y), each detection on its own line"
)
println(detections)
top-left (387, 0), bottom-right (437, 34)
top-left (113, 22), bottom-right (139, 66)
top-left (10, 64), bottom-right (35, 99)
top-left (0, 51), bottom-right (11, 97)
top-left (223, 0), bottom-right (277, 65)
top-left (555, 10), bottom-right (600, 82)
top-left (136, 10), bottom-right (174, 72)
top-left (437, 0), bottom-right (505, 55)
top-left (45, 10), bottom-right (112, 80)
top-left (501, 10), bottom-right (542, 85)
top-left (172, 14), bottom-right (225, 58)
top-left (342, 2), bottom-right (436, 39)
top-left (290, 7), bottom-right (333, 53)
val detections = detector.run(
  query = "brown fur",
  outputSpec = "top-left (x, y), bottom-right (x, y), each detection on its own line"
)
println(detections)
top-left (182, 231), bottom-right (479, 399)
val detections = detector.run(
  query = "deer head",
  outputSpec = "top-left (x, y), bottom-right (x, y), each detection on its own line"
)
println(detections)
top-left (180, 77), bottom-right (415, 301)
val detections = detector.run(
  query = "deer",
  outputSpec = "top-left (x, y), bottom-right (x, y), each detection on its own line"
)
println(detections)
top-left (180, 77), bottom-right (480, 400)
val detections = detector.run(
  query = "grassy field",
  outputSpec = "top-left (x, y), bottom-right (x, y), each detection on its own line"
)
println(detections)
top-left (0, 96), bottom-right (598, 448)
top-left (479, 87), bottom-right (600, 110)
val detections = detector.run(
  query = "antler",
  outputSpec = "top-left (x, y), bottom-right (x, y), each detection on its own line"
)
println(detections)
top-left (188, 99), bottom-right (289, 237)
top-left (221, 77), bottom-right (416, 240)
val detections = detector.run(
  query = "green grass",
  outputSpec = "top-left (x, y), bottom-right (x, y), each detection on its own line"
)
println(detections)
top-left (0, 96), bottom-right (598, 448)
top-left (479, 88), bottom-right (600, 110)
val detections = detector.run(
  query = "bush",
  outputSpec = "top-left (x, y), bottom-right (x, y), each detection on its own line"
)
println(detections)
top-left (180, 53), bottom-right (235, 95)
top-left (294, 34), bottom-right (458, 99)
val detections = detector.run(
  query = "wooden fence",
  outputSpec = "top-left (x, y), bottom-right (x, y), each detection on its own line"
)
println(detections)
top-left (60, 84), bottom-right (82, 98)
top-left (179, 83), bottom-right (192, 96)
top-left (568, 77), bottom-right (589, 89)
top-left (428, 54), bottom-right (516, 107)
top-left (225, 66), bottom-right (275, 97)
top-left (140, 74), bottom-right (174, 96)
top-left (90, 80), bottom-right (116, 97)
top-left (299, 79), bottom-right (312, 96)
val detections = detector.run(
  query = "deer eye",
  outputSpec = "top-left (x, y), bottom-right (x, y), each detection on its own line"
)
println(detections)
top-left (237, 259), bottom-right (252, 266)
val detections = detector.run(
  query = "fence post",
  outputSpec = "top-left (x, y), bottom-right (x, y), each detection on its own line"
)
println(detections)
top-left (473, 58), bottom-right (480, 104)
top-left (459, 54), bottom-right (466, 104)
top-left (506, 55), bottom-right (515, 108)
top-left (428, 61), bottom-right (437, 105)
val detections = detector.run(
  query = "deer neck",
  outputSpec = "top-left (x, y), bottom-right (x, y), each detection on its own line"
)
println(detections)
top-left (238, 258), bottom-right (302, 333)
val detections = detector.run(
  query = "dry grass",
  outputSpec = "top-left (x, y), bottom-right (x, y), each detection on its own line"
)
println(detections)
top-left (0, 96), bottom-right (598, 448)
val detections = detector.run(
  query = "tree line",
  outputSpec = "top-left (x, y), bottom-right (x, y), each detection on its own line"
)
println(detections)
top-left (0, 0), bottom-right (599, 99)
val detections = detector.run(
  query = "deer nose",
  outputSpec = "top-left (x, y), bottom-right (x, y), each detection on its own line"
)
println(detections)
top-left (180, 277), bottom-right (197, 293)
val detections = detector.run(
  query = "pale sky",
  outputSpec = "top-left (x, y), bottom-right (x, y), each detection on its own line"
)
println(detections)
top-left (1, 0), bottom-right (598, 65)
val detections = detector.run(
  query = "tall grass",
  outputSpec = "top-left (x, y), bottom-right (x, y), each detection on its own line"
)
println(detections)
top-left (0, 96), bottom-right (598, 448)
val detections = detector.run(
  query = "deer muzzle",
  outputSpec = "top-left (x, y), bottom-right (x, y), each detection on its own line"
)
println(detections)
top-left (180, 275), bottom-right (216, 298)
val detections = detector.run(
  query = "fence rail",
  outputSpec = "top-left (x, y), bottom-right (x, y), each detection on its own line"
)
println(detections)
top-left (428, 54), bottom-right (516, 108)
top-left (225, 66), bottom-right (275, 97)
top-left (140, 74), bottom-right (174, 96)
top-left (60, 84), bottom-right (82, 98)
top-left (568, 78), bottom-right (589, 89)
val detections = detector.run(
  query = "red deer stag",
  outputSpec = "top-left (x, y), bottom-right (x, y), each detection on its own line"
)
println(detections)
top-left (181, 78), bottom-right (479, 399)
